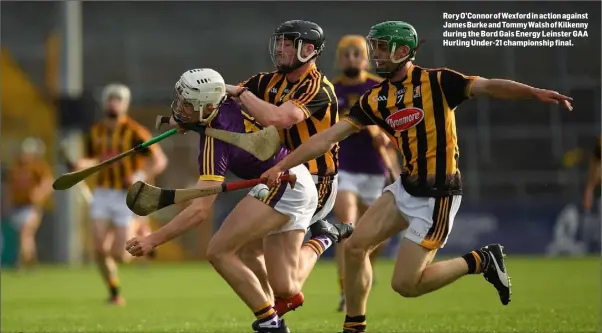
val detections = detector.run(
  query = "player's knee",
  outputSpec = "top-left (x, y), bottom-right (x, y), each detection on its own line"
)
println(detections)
top-left (110, 250), bottom-right (126, 263)
top-left (20, 227), bottom-right (35, 239)
top-left (391, 278), bottom-right (420, 298)
top-left (206, 243), bottom-right (233, 265)
top-left (94, 248), bottom-right (108, 261)
top-left (344, 236), bottom-right (369, 261)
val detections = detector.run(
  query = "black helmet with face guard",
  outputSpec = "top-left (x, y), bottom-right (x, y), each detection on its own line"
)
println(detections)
top-left (269, 20), bottom-right (325, 73)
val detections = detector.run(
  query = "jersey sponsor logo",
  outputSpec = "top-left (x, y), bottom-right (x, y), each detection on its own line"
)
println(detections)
top-left (371, 95), bottom-right (388, 102)
top-left (385, 107), bottom-right (425, 132)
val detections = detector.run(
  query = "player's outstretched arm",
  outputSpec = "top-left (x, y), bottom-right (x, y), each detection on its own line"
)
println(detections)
top-left (261, 121), bottom-right (358, 187)
top-left (132, 126), bottom-right (169, 184)
top-left (125, 180), bottom-right (219, 256)
top-left (471, 77), bottom-right (573, 111)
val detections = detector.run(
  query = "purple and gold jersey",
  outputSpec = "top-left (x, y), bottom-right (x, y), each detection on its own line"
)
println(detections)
top-left (334, 72), bottom-right (385, 175)
top-left (197, 99), bottom-right (289, 183)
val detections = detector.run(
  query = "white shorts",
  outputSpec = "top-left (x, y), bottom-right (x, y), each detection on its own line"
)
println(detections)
top-left (338, 170), bottom-right (386, 206)
top-left (248, 165), bottom-right (318, 235)
top-left (9, 206), bottom-right (37, 230)
top-left (311, 174), bottom-right (338, 223)
top-left (90, 188), bottom-right (134, 227)
top-left (384, 178), bottom-right (462, 250)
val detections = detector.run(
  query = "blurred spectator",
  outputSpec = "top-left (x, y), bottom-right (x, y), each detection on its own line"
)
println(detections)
top-left (6, 137), bottom-right (54, 270)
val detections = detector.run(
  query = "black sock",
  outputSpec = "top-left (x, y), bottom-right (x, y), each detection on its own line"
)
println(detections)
top-left (109, 285), bottom-right (119, 298)
top-left (344, 315), bottom-right (366, 332)
top-left (109, 278), bottom-right (120, 298)
top-left (462, 249), bottom-right (488, 274)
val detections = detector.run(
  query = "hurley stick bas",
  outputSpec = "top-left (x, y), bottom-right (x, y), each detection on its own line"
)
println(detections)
top-left (156, 115), bottom-right (281, 162)
top-left (52, 128), bottom-right (178, 190)
top-left (126, 173), bottom-right (297, 216)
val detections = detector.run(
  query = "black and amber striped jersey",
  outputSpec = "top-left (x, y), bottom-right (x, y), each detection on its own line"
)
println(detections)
top-left (84, 116), bottom-right (157, 190)
top-left (7, 158), bottom-right (52, 206)
top-left (343, 64), bottom-right (478, 197)
top-left (239, 63), bottom-right (339, 179)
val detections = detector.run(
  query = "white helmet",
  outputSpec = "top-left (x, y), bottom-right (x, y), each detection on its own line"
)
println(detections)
top-left (171, 68), bottom-right (226, 125)
top-left (21, 137), bottom-right (46, 157)
top-left (102, 83), bottom-right (131, 103)
top-left (101, 83), bottom-right (131, 115)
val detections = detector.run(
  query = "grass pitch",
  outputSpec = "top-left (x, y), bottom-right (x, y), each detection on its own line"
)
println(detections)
top-left (1, 257), bottom-right (600, 332)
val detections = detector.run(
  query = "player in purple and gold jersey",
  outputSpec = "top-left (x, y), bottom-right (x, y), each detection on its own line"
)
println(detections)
top-left (125, 69), bottom-right (353, 333)
top-left (331, 35), bottom-right (401, 311)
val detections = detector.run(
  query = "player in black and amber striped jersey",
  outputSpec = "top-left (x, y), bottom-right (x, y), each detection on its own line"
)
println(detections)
top-left (77, 83), bottom-right (168, 306)
top-left (262, 21), bottom-right (573, 333)
top-left (224, 20), bottom-right (339, 324)
top-left (6, 137), bottom-right (53, 271)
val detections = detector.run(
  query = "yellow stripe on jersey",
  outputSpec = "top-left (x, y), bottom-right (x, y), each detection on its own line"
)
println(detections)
top-left (199, 136), bottom-right (225, 182)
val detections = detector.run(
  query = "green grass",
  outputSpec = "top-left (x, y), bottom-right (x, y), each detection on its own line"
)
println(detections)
top-left (2, 257), bottom-right (600, 333)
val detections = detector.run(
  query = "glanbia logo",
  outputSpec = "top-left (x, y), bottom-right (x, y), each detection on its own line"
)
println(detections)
top-left (385, 108), bottom-right (425, 132)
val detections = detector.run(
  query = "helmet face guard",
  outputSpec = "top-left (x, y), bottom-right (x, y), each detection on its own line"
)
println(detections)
top-left (367, 36), bottom-right (418, 78)
top-left (170, 87), bottom-right (196, 124)
top-left (269, 33), bottom-right (320, 73)
top-left (170, 86), bottom-right (224, 126)
top-left (366, 21), bottom-right (419, 77)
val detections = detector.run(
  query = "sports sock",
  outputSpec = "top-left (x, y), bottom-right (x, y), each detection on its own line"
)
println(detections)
top-left (302, 235), bottom-right (334, 257)
top-left (462, 249), bottom-right (489, 274)
top-left (343, 314), bottom-right (366, 332)
top-left (108, 277), bottom-right (120, 298)
top-left (254, 301), bottom-right (280, 328)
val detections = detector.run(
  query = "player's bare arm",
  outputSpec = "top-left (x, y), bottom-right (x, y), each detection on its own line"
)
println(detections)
top-left (126, 180), bottom-right (219, 256)
top-left (262, 121), bottom-right (357, 187)
top-left (471, 78), bottom-right (573, 111)
top-left (366, 125), bottom-right (390, 148)
top-left (148, 144), bottom-right (168, 176)
top-left (133, 144), bottom-right (168, 184)
top-left (225, 84), bottom-right (306, 128)
top-left (129, 127), bottom-right (169, 184)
